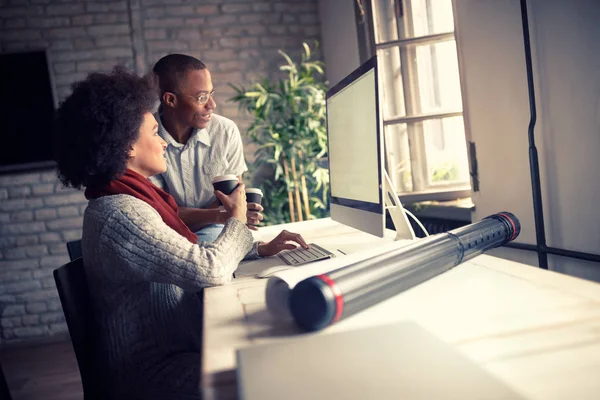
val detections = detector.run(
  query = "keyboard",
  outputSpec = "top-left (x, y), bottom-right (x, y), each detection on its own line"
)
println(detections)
top-left (278, 243), bottom-right (336, 266)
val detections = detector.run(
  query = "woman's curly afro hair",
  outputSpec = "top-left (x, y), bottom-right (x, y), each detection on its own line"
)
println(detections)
top-left (54, 66), bottom-right (158, 189)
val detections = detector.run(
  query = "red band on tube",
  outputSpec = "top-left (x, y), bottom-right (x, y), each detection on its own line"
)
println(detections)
top-left (316, 274), bottom-right (344, 322)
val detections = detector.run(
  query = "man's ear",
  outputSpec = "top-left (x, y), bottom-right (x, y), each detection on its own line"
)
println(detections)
top-left (162, 92), bottom-right (177, 108)
top-left (128, 146), bottom-right (136, 158)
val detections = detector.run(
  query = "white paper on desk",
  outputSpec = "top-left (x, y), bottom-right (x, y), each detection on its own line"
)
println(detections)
top-left (265, 239), bottom-right (413, 320)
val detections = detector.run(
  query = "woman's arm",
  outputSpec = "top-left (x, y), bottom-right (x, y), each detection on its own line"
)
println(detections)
top-left (89, 196), bottom-right (253, 291)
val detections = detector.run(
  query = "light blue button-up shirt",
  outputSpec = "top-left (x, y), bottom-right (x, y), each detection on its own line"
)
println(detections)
top-left (150, 112), bottom-right (248, 208)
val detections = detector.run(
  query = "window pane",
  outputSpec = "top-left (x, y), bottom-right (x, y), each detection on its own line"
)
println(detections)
top-left (373, 0), bottom-right (455, 43)
top-left (377, 48), bottom-right (406, 119)
top-left (372, 0), bottom-right (401, 43)
top-left (422, 116), bottom-right (470, 185)
top-left (414, 40), bottom-right (463, 113)
top-left (384, 123), bottom-right (413, 193)
top-left (410, 0), bottom-right (455, 37)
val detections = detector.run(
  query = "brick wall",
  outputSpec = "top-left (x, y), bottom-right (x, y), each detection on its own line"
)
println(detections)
top-left (0, 172), bottom-right (86, 343)
top-left (0, 0), bottom-right (322, 345)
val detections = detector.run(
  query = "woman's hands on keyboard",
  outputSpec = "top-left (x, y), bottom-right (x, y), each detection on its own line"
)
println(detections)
top-left (257, 230), bottom-right (310, 257)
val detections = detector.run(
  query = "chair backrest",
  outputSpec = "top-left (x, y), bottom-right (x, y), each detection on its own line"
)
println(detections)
top-left (0, 360), bottom-right (12, 400)
top-left (66, 239), bottom-right (83, 261)
top-left (54, 258), bottom-right (104, 399)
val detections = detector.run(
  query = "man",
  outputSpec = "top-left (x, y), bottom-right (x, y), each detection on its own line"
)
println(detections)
top-left (151, 54), bottom-right (263, 242)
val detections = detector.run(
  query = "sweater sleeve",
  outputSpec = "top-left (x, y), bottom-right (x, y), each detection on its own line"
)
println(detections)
top-left (88, 196), bottom-right (253, 291)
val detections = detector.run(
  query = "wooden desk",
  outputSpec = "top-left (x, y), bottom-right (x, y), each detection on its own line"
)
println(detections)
top-left (202, 218), bottom-right (600, 400)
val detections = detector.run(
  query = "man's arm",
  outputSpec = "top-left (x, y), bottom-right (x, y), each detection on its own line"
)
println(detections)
top-left (178, 206), bottom-right (228, 232)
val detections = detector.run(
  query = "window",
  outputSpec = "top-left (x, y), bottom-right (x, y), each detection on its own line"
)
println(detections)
top-left (370, 0), bottom-right (470, 200)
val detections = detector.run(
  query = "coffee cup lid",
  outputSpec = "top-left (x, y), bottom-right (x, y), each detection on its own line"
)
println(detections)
top-left (246, 188), bottom-right (263, 196)
top-left (212, 174), bottom-right (238, 183)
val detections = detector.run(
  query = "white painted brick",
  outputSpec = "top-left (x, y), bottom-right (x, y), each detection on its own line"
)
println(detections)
top-left (5, 17), bottom-right (26, 29)
top-left (195, 5), bottom-right (219, 15)
top-left (0, 172), bottom-right (40, 186)
top-left (165, 5), bottom-right (195, 16)
top-left (16, 289), bottom-right (57, 303)
top-left (1, 221), bottom-right (46, 235)
top-left (35, 208), bottom-right (58, 220)
top-left (10, 210), bottom-right (34, 222)
top-left (8, 186), bottom-right (31, 198)
top-left (46, 216), bottom-right (84, 231)
top-left (16, 235), bottom-right (40, 246)
top-left (32, 183), bottom-right (55, 196)
top-left (1, 280), bottom-right (42, 294)
top-left (49, 322), bottom-right (68, 334)
top-left (0, 317), bottom-right (22, 329)
top-left (62, 229), bottom-right (83, 241)
top-left (48, 243), bottom-right (69, 255)
top-left (39, 232), bottom-right (62, 244)
top-left (26, 302), bottom-right (48, 314)
top-left (32, 268), bottom-right (54, 279)
top-left (40, 255), bottom-right (69, 268)
top-left (46, 3), bottom-right (86, 16)
top-left (58, 206), bottom-right (79, 218)
top-left (95, 13), bottom-right (128, 24)
top-left (0, 294), bottom-right (17, 304)
top-left (0, 259), bottom-right (40, 271)
top-left (71, 15), bottom-right (94, 26)
top-left (0, 213), bottom-right (10, 224)
top-left (43, 192), bottom-right (86, 207)
top-left (26, 245), bottom-right (48, 257)
top-left (40, 311), bottom-right (65, 324)
top-left (87, 24), bottom-right (130, 36)
top-left (13, 326), bottom-right (49, 338)
top-left (28, 16), bottom-right (71, 28)
top-left (48, 299), bottom-right (63, 311)
top-left (2, 247), bottom-right (27, 260)
top-left (23, 315), bottom-right (40, 326)
top-left (222, 4), bottom-right (252, 13)
top-left (42, 277), bottom-right (58, 289)
top-left (0, 198), bottom-right (44, 212)
top-left (3, 304), bottom-right (26, 317)
top-left (41, 171), bottom-right (59, 183)
top-left (0, 270), bottom-right (31, 283)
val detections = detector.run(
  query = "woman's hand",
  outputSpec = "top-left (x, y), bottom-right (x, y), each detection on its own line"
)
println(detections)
top-left (215, 184), bottom-right (247, 224)
top-left (257, 230), bottom-right (310, 257)
top-left (246, 203), bottom-right (264, 231)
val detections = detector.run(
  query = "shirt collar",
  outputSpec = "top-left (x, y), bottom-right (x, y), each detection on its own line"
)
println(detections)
top-left (156, 109), bottom-right (211, 148)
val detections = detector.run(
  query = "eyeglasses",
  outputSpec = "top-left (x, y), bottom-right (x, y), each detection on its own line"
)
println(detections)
top-left (176, 90), bottom-right (215, 105)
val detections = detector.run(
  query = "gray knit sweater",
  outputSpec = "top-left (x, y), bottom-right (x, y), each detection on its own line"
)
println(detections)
top-left (82, 194), bottom-right (253, 399)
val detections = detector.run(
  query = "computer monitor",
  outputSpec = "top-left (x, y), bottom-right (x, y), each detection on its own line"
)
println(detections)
top-left (326, 56), bottom-right (415, 240)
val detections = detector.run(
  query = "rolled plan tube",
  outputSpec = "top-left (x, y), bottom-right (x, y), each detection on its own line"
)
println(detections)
top-left (289, 212), bottom-right (520, 332)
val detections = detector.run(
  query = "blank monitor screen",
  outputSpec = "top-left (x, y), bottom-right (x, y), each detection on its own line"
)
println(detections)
top-left (327, 57), bottom-right (384, 237)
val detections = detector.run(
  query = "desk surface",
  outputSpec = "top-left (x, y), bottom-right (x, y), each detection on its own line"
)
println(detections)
top-left (202, 218), bottom-right (600, 400)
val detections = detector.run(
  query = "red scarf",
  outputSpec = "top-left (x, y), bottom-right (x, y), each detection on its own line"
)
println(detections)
top-left (85, 169), bottom-right (198, 244)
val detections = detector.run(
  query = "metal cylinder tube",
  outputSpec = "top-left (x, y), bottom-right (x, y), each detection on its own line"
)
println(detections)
top-left (289, 212), bottom-right (520, 332)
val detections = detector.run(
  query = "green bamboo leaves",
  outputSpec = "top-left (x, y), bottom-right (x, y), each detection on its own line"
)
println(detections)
top-left (230, 42), bottom-right (329, 225)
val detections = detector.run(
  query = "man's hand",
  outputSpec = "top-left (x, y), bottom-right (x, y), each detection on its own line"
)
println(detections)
top-left (246, 203), bottom-right (264, 231)
top-left (214, 184), bottom-right (247, 224)
top-left (257, 230), bottom-right (310, 257)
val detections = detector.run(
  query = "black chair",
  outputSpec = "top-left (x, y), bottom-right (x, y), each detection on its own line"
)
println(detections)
top-left (54, 258), bottom-right (105, 399)
top-left (0, 361), bottom-right (12, 400)
top-left (66, 239), bottom-right (83, 261)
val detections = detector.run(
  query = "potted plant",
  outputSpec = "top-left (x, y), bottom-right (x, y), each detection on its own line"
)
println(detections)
top-left (230, 43), bottom-right (329, 225)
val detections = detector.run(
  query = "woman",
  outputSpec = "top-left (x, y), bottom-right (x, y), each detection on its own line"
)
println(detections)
top-left (54, 67), bottom-right (307, 399)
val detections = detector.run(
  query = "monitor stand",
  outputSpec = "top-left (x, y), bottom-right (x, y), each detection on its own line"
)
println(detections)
top-left (384, 171), bottom-right (416, 241)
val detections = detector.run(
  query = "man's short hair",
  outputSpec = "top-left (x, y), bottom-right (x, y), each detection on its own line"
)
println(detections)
top-left (153, 54), bottom-right (207, 95)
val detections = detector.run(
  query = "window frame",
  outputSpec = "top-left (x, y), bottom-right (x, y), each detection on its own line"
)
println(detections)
top-left (357, 0), bottom-right (471, 202)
